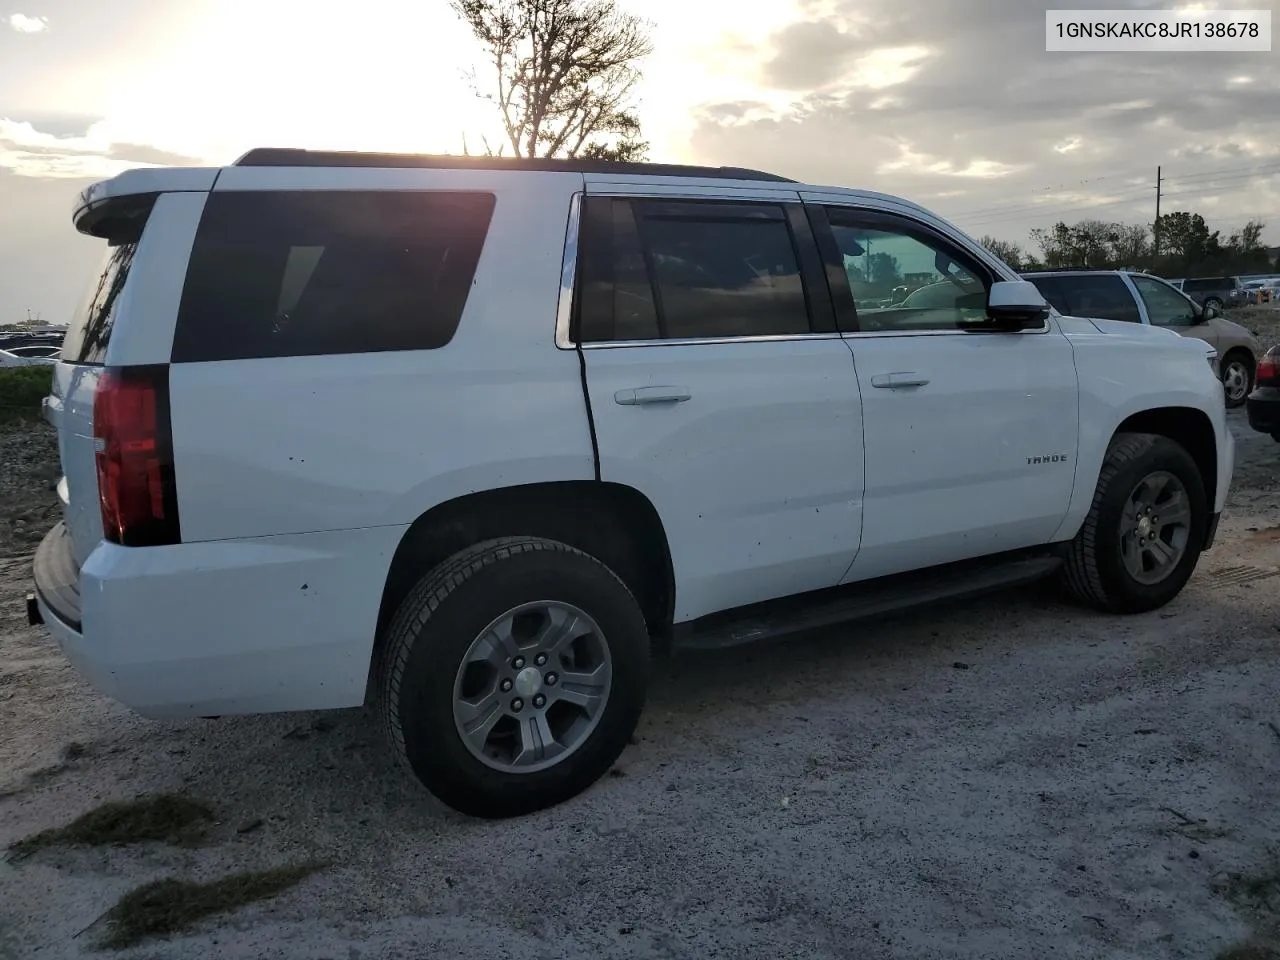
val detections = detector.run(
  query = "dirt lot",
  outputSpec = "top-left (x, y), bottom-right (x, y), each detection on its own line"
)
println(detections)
top-left (2, 405), bottom-right (1280, 958)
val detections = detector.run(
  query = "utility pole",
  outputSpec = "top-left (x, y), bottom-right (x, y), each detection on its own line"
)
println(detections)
top-left (1153, 165), bottom-right (1162, 263)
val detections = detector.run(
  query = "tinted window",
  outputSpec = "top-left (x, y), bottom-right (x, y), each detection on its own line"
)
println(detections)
top-left (173, 191), bottom-right (495, 362)
top-left (576, 197), bottom-right (812, 342)
top-left (824, 211), bottom-right (990, 332)
top-left (62, 198), bottom-right (155, 366)
top-left (577, 198), bottom-right (661, 342)
top-left (1181, 277), bottom-right (1230, 292)
top-left (1131, 275), bottom-right (1198, 327)
top-left (1024, 276), bottom-right (1072, 315)
top-left (1027, 274), bottom-right (1139, 323)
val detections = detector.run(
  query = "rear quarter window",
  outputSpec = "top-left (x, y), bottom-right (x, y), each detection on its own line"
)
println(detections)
top-left (171, 190), bottom-right (496, 362)
top-left (61, 197), bottom-right (156, 366)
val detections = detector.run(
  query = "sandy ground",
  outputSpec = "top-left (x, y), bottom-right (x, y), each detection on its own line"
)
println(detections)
top-left (1, 409), bottom-right (1279, 960)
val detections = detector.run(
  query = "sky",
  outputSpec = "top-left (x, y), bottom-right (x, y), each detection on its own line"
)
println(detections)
top-left (1, 0), bottom-right (1278, 323)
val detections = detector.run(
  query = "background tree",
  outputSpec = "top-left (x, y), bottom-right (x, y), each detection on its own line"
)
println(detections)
top-left (1153, 211), bottom-right (1220, 275)
top-left (1107, 223), bottom-right (1150, 268)
top-left (453, 0), bottom-right (653, 160)
top-left (1223, 218), bottom-right (1271, 273)
top-left (868, 252), bottom-right (902, 289)
top-left (979, 235), bottom-right (1024, 271)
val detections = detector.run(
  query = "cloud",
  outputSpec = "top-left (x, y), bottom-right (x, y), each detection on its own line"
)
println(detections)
top-left (686, 0), bottom-right (1280, 246)
top-left (7, 13), bottom-right (48, 33)
top-left (878, 142), bottom-right (1023, 179)
top-left (0, 118), bottom-right (204, 179)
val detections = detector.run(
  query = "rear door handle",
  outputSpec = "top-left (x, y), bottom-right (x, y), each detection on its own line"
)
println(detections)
top-left (869, 372), bottom-right (929, 389)
top-left (614, 386), bottom-right (692, 405)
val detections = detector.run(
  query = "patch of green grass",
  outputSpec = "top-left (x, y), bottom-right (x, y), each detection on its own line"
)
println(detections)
top-left (8, 794), bottom-right (213, 859)
top-left (0, 366), bottom-right (53, 424)
top-left (98, 862), bottom-right (327, 950)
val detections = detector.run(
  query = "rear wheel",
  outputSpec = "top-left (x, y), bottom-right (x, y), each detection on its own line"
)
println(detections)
top-left (380, 537), bottom-right (649, 818)
top-left (1220, 350), bottom-right (1254, 408)
top-left (1062, 432), bottom-right (1207, 613)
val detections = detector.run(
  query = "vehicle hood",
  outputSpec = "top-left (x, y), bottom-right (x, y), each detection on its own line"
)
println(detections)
top-left (1216, 316), bottom-right (1260, 342)
top-left (1072, 315), bottom-right (1185, 340)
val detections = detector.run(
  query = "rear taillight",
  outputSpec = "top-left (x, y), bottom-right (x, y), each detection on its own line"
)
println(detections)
top-left (93, 365), bottom-right (180, 546)
top-left (1258, 353), bottom-right (1280, 387)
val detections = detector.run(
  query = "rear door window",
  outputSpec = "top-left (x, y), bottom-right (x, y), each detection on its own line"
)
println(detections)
top-left (576, 197), bottom-right (815, 343)
top-left (172, 191), bottom-right (496, 362)
top-left (1024, 276), bottom-right (1072, 316)
top-left (1029, 274), bottom-right (1139, 323)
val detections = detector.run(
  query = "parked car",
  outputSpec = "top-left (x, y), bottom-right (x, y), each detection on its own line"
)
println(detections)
top-left (30, 150), bottom-right (1234, 818)
top-left (1246, 346), bottom-right (1280, 441)
top-left (0, 348), bottom-right (56, 367)
top-left (1022, 269), bottom-right (1262, 407)
top-left (1241, 279), bottom-right (1275, 303)
top-left (1181, 276), bottom-right (1253, 311)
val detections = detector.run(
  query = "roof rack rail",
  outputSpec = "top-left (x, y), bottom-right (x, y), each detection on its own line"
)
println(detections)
top-left (232, 148), bottom-right (796, 183)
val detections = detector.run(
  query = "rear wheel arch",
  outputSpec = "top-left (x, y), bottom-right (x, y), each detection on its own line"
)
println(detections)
top-left (370, 482), bottom-right (675, 685)
top-left (1111, 406), bottom-right (1217, 511)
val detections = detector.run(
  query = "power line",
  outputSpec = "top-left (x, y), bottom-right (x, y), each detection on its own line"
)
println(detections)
top-left (958, 170), bottom-right (1279, 233)
top-left (1162, 160), bottom-right (1280, 184)
top-left (940, 156), bottom-right (1280, 224)
top-left (943, 187), bottom-right (1155, 227)
top-left (957, 191), bottom-right (1157, 230)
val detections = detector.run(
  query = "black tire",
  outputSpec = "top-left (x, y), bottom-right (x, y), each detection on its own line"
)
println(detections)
top-left (380, 537), bottom-right (649, 818)
top-left (1061, 432), bottom-right (1207, 614)
top-left (1220, 349), bottom-right (1254, 409)
top-left (1204, 297), bottom-right (1223, 312)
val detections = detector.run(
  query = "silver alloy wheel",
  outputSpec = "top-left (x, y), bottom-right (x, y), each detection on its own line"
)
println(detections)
top-left (452, 600), bottom-right (612, 774)
top-left (1222, 360), bottom-right (1250, 404)
top-left (1119, 470), bottom-right (1192, 586)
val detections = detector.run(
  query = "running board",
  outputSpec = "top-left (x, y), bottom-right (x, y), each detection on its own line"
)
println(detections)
top-left (673, 551), bottom-right (1064, 652)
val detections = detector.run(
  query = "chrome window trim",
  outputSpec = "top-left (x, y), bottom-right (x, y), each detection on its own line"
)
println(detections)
top-left (578, 332), bottom-right (844, 349)
top-left (839, 323), bottom-right (1051, 339)
top-left (556, 188), bottom-right (1052, 348)
top-left (554, 191), bottom-right (582, 350)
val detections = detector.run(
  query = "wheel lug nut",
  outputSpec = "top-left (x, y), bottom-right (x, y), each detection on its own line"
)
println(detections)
top-left (533, 694), bottom-right (546, 708)
top-left (500, 679), bottom-right (513, 692)
top-left (512, 656), bottom-right (525, 669)
top-left (545, 672), bottom-right (558, 686)
top-left (511, 698), bottom-right (524, 712)
top-left (535, 652), bottom-right (548, 666)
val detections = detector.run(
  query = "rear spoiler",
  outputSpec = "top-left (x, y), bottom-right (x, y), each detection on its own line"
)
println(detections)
top-left (74, 167), bottom-right (219, 238)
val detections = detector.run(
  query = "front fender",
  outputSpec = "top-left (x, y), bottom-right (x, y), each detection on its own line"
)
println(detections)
top-left (1051, 324), bottom-right (1230, 542)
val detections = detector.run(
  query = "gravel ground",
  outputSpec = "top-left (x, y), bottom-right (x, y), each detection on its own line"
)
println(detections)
top-left (2, 410), bottom-right (1280, 960)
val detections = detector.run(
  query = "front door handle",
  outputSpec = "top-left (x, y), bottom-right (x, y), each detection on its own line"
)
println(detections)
top-left (614, 386), bottom-right (692, 405)
top-left (869, 372), bottom-right (930, 389)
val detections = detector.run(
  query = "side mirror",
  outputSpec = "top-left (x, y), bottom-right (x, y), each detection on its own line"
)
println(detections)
top-left (1203, 303), bottom-right (1221, 320)
top-left (985, 280), bottom-right (1050, 330)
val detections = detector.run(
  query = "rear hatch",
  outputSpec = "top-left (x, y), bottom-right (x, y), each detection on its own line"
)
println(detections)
top-left (51, 170), bottom-right (214, 568)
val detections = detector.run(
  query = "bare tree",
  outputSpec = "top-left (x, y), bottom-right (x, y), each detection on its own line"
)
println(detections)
top-left (978, 235), bottom-right (1025, 271)
top-left (453, 0), bottom-right (653, 161)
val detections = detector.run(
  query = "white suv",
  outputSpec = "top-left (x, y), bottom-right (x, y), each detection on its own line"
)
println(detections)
top-left (30, 149), bottom-right (1234, 818)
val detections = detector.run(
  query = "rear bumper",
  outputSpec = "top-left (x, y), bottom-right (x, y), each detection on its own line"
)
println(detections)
top-left (1246, 387), bottom-right (1280, 436)
top-left (29, 521), bottom-right (406, 719)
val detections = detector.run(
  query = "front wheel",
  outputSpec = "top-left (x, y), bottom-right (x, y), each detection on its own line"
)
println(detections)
top-left (1062, 432), bottom-right (1207, 613)
top-left (379, 537), bottom-right (649, 818)
top-left (1220, 351), bottom-right (1254, 408)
